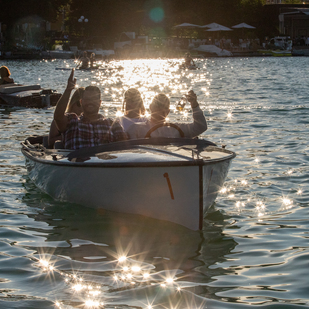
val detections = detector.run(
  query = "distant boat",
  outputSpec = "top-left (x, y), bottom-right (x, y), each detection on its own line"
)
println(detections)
top-left (194, 45), bottom-right (233, 57)
top-left (0, 84), bottom-right (61, 108)
top-left (47, 45), bottom-right (76, 59)
top-left (48, 50), bottom-right (75, 59)
top-left (271, 50), bottom-right (292, 57)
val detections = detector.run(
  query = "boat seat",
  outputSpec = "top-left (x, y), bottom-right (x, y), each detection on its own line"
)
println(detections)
top-left (0, 84), bottom-right (41, 94)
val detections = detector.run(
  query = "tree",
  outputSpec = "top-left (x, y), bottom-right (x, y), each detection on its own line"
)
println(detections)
top-left (0, 0), bottom-right (70, 46)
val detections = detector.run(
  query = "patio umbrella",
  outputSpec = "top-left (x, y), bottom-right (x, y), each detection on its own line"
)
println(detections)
top-left (205, 26), bottom-right (233, 31)
top-left (200, 22), bottom-right (227, 29)
top-left (173, 23), bottom-right (201, 28)
top-left (206, 25), bottom-right (232, 32)
top-left (232, 23), bottom-right (255, 38)
top-left (204, 24), bottom-right (232, 42)
top-left (232, 23), bottom-right (256, 29)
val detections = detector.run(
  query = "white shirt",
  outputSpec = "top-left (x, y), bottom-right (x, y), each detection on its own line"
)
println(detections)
top-left (118, 116), bottom-right (148, 131)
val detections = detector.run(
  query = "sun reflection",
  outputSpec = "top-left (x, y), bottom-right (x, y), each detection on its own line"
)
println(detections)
top-left (220, 187), bottom-right (227, 194)
top-left (39, 258), bottom-right (55, 272)
top-left (255, 201), bottom-right (266, 217)
top-left (116, 110), bottom-right (124, 117)
top-left (143, 273), bottom-right (150, 279)
top-left (84, 299), bottom-right (101, 308)
top-left (131, 265), bottom-right (141, 272)
top-left (227, 111), bottom-right (233, 119)
top-left (297, 189), bottom-right (303, 195)
top-left (281, 197), bottom-right (293, 209)
top-left (118, 255), bottom-right (127, 262)
top-left (72, 283), bottom-right (84, 292)
top-left (89, 290), bottom-right (101, 296)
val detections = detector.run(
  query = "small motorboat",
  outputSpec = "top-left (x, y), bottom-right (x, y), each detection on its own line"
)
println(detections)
top-left (21, 136), bottom-right (236, 230)
top-left (0, 83), bottom-right (61, 108)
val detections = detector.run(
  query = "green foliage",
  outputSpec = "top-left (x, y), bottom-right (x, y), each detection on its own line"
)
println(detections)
top-left (0, 0), bottom-right (70, 25)
top-left (1, 0), bottom-right (304, 49)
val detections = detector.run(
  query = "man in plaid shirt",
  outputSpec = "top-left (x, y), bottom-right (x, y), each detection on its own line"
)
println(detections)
top-left (54, 69), bottom-right (127, 149)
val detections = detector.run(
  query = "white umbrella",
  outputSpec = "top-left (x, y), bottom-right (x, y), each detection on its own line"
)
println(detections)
top-left (232, 22), bottom-right (256, 29)
top-left (174, 23), bottom-right (201, 28)
top-left (206, 25), bottom-right (232, 32)
top-left (232, 23), bottom-right (255, 38)
top-left (200, 22), bottom-right (226, 29)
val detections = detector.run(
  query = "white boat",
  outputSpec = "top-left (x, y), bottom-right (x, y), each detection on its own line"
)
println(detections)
top-left (47, 45), bottom-right (76, 59)
top-left (194, 45), bottom-right (233, 57)
top-left (0, 84), bottom-right (61, 108)
top-left (21, 136), bottom-right (236, 230)
top-left (48, 50), bottom-right (75, 59)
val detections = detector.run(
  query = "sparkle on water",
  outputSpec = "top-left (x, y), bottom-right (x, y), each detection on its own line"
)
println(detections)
top-left (1, 57), bottom-right (308, 309)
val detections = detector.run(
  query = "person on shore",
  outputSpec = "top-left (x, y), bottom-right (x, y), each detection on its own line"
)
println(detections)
top-left (0, 66), bottom-right (14, 85)
top-left (48, 87), bottom-right (85, 148)
top-left (53, 69), bottom-right (127, 150)
top-left (78, 51), bottom-right (90, 69)
top-left (118, 88), bottom-right (147, 131)
top-left (127, 90), bottom-right (207, 139)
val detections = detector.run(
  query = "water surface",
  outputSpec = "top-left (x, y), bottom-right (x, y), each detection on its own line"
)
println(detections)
top-left (0, 57), bottom-right (308, 308)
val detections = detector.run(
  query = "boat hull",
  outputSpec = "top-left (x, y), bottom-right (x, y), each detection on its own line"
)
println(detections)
top-left (22, 138), bottom-right (235, 230)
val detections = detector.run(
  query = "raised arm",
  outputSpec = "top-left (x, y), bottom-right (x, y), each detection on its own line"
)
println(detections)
top-left (178, 90), bottom-right (207, 138)
top-left (54, 69), bottom-right (76, 132)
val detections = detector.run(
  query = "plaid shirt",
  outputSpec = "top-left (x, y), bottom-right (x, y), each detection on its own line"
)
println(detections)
top-left (63, 113), bottom-right (127, 149)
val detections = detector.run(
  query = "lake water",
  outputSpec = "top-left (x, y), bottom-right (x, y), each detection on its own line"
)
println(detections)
top-left (0, 57), bottom-right (308, 309)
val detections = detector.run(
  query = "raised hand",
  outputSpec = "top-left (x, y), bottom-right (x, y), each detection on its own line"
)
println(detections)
top-left (66, 69), bottom-right (76, 91)
top-left (185, 90), bottom-right (199, 108)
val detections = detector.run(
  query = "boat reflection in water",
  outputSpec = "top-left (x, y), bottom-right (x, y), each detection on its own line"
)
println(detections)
top-left (22, 136), bottom-right (236, 230)
top-left (21, 182), bottom-right (237, 309)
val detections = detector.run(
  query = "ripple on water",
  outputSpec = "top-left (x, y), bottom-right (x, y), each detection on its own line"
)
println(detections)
top-left (0, 57), bottom-right (308, 308)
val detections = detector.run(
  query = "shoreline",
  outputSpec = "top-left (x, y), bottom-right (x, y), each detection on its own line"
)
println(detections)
top-left (1, 48), bottom-right (308, 60)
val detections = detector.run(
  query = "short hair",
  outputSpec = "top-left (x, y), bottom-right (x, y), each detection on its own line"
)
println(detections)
top-left (150, 94), bottom-right (170, 111)
top-left (84, 85), bottom-right (101, 99)
top-left (0, 66), bottom-right (10, 78)
top-left (123, 88), bottom-right (145, 115)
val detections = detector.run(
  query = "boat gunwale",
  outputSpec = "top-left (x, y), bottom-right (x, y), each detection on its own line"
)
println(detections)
top-left (21, 137), bottom-right (236, 168)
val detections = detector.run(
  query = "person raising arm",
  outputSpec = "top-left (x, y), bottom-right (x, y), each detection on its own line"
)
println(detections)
top-left (53, 69), bottom-right (127, 150)
top-left (127, 90), bottom-right (207, 139)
